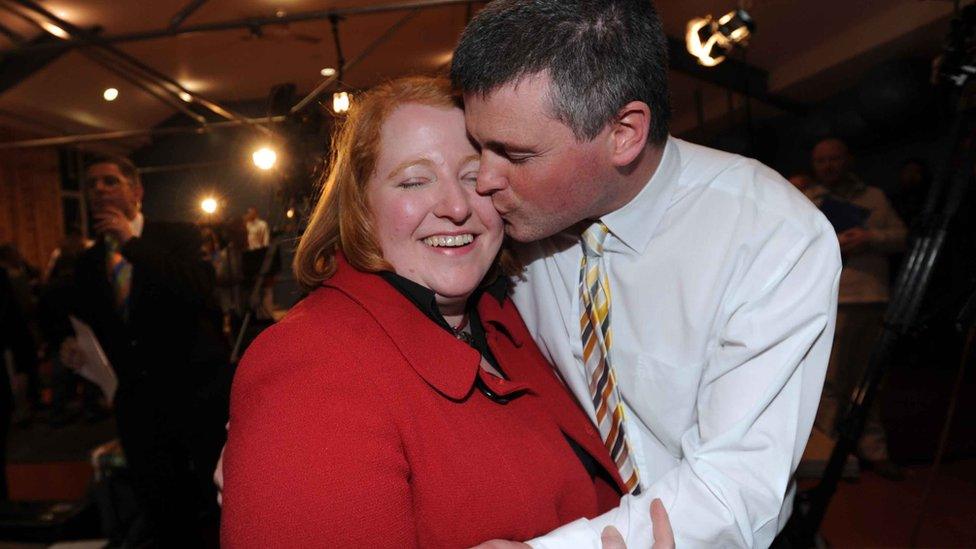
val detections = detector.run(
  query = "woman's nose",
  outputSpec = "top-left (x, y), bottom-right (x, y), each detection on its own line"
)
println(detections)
top-left (434, 179), bottom-right (472, 223)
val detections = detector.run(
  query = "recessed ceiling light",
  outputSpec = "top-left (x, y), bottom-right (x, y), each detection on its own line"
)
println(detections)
top-left (320, 67), bottom-right (336, 77)
top-left (103, 87), bottom-right (119, 101)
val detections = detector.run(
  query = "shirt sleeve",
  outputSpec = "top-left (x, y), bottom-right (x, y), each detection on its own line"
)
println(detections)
top-left (528, 219), bottom-right (842, 549)
top-left (221, 326), bottom-right (417, 548)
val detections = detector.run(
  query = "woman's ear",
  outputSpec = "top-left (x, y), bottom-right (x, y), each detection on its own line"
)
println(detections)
top-left (608, 101), bottom-right (652, 167)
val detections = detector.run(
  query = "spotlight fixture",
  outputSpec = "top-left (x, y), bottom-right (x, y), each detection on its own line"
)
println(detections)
top-left (286, 208), bottom-right (295, 219)
top-left (178, 91), bottom-right (193, 102)
top-left (252, 147), bottom-right (278, 171)
top-left (686, 9), bottom-right (755, 67)
top-left (200, 197), bottom-right (218, 214)
top-left (40, 21), bottom-right (69, 39)
top-left (103, 87), bottom-right (119, 101)
top-left (320, 67), bottom-right (337, 77)
top-left (332, 91), bottom-right (351, 114)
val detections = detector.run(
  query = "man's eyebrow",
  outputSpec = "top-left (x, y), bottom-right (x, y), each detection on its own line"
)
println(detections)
top-left (484, 140), bottom-right (535, 154)
top-left (387, 158), bottom-right (435, 179)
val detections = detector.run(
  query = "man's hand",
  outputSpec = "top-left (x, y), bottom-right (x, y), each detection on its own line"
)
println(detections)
top-left (59, 337), bottom-right (85, 371)
top-left (600, 499), bottom-right (674, 549)
top-left (470, 498), bottom-right (675, 549)
top-left (94, 206), bottom-right (135, 244)
top-left (837, 227), bottom-right (872, 254)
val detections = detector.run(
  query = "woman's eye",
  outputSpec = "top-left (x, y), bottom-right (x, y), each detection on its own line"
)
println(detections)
top-left (461, 172), bottom-right (479, 184)
top-left (398, 179), bottom-right (427, 189)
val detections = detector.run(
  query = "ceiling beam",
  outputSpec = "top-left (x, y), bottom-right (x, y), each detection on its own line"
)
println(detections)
top-left (6, 0), bottom-right (269, 134)
top-left (168, 0), bottom-right (209, 31)
top-left (291, 10), bottom-right (421, 114)
top-left (0, 115), bottom-right (287, 149)
top-left (1, 0), bottom-right (485, 56)
top-left (0, 27), bottom-right (66, 95)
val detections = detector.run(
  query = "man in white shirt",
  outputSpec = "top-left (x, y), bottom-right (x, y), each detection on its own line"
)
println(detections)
top-left (452, 1), bottom-right (841, 547)
top-left (244, 207), bottom-right (270, 251)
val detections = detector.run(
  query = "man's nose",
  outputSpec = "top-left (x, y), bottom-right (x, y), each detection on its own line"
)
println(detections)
top-left (476, 155), bottom-right (508, 196)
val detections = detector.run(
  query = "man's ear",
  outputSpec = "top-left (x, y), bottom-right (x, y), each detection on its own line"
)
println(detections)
top-left (608, 101), bottom-right (651, 167)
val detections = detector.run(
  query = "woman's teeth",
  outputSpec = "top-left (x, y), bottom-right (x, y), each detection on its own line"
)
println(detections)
top-left (423, 234), bottom-right (474, 247)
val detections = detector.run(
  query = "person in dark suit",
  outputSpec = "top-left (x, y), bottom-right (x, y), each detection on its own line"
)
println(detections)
top-left (58, 154), bottom-right (228, 547)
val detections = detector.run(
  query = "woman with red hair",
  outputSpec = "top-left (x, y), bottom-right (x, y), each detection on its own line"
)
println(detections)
top-left (221, 76), bottom-right (669, 548)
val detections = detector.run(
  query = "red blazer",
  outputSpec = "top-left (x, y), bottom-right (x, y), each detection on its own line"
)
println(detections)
top-left (222, 258), bottom-right (624, 548)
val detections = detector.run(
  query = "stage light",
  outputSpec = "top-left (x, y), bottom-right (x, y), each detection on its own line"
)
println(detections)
top-left (200, 197), bottom-right (218, 214)
top-left (685, 9), bottom-right (755, 67)
top-left (252, 147), bottom-right (277, 170)
top-left (179, 91), bottom-right (193, 102)
top-left (40, 21), bottom-right (69, 39)
top-left (103, 87), bottom-right (119, 101)
top-left (333, 91), bottom-right (351, 114)
top-left (320, 67), bottom-right (336, 77)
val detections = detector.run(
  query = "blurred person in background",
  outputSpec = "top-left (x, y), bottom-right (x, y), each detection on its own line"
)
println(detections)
top-left (811, 137), bottom-right (908, 480)
top-left (0, 265), bottom-right (36, 499)
top-left (56, 154), bottom-right (229, 546)
top-left (38, 230), bottom-right (103, 426)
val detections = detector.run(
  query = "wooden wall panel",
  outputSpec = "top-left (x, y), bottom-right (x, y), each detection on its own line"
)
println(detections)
top-left (0, 147), bottom-right (63, 270)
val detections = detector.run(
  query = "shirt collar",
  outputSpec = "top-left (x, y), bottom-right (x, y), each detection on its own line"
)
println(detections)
top-left (130, 212), bottom-right (144, 238)
top-left (601, 135), bottom-right (681, 254)
top-left (325, 255), bottom-right (519, 400)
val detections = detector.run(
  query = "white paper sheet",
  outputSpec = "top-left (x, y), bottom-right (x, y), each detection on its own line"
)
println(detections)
top-left (68, 316), bottom-right (118, 405)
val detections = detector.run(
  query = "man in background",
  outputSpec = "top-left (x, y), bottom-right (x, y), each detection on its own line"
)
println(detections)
top-left (810, 137), bottom-right (907, 480)
top-left (243, 207), bottom-right (269, 251)
top-left (59, 155), bottom-right (228, 546)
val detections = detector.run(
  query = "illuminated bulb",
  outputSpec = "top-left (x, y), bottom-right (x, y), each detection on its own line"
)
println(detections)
top-left (103, 87), bottom-right (119, 101)
top-left (178, 91), bottom-right (193, 102)
top-left (320, 67), bottom-right (336, 77)
top-left (40, 21), bottom-right (69, 39)
top-left (286, 208), bottom-right (295, 219)
top-left (332, 91), bottom-right (351, 114)
top-left (252, 147), bottom-right (277, 170)
top-left (201, 197), bottom-right (218, 214)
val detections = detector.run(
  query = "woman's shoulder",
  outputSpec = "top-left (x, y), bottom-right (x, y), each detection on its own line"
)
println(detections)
top-left (233, 285), bottom-right (398, 392)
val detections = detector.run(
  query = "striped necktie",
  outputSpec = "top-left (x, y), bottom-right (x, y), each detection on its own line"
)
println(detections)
top-left (579, 221), bottom-right (641, 494)
top-left (105, 235), bottom-right (132, 320)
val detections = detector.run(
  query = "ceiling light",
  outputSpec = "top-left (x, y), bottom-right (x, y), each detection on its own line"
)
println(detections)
top-left (332, 91), bottom-right (351, 114)
top-left (103, 87), bottom-right (119, 101)
top-left (685, 9), bottom-right (755, 67)
top-left (40, 21), bottom-right (69, 39)
top-left (286, 208), bottom-right (295, 219)
top-left (252, 147), bottom-right (277, 170)
top-left (320, 67), bottom-right (336, 77)
top-left (200, 197), bottom-right (218, 214)
top-left (178, 91), bottom-right (193, 102)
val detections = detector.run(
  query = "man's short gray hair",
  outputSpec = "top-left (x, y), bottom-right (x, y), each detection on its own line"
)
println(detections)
top-left (451, 0), bottom-right (671, 143)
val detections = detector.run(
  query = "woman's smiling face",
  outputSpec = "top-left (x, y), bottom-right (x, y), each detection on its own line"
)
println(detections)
top-left (366, 103), bottom-right (504, 309)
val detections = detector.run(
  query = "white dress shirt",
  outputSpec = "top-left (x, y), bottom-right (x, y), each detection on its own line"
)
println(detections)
top-left (515, 137), bottom-right (841, 548)
top-left (246, 218), bottom-right (270, 251)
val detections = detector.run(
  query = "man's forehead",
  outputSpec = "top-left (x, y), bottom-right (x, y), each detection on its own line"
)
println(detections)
top-left (86, 162), bottom-right (126, 177)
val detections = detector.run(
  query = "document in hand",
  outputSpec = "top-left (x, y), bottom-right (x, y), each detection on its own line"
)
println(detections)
top-left (68, 316), bottom-right (119, 405)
